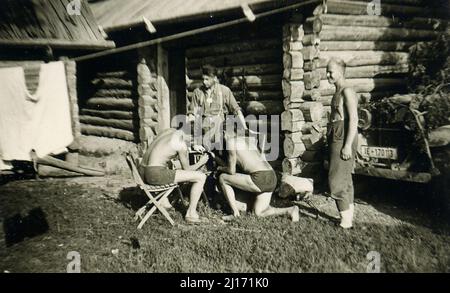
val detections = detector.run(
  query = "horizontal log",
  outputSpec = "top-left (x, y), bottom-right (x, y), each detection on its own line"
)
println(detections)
top-left (91, 78), bottom-right (133, 89)
top-left (93, 89), bottom-right (134, 99)
top-left (186, 39), bottom-right (281, 59)
top-left (320, 25), bottom-right (439, 42)
top-left (303, 89), bottom-right (321, 101)
top-left (282, 158), bottom-right (304, 175)
top-left (325, 0), bottom-right (447, 18)
top-left (234, 91), bottom-right (283, 101)
top-left (284, 137), bottom-right (306, 158)
top-left (318, 51), bottom-right (409, 68)
top-left (304, 71), bottom-right (321, 90)
top-left (317, 64), bottom-right (409, 79)
top-left (316, 14), bottom-right (448, 30)
top-left (245, 101), bottom-right (284, 115)
top-left (246, 119), bottom-right (281, 134)
top-left (320, 41), bottom-right (415, 52)
top-left (84, 98), bottom-right (137, 110)
top-left (81, 124), bottom-right (136, 141)
top-left (317, 78), bottom-right (406, 96)
top-left (315, 96), bottom-right (333, 106)
top-left (302, 46), bottom-right (320, 61)
top-left (187, 49), bottom-right (280, 69)
top-left (279, 174), bottom-right (314, 198)
top-left (79, 115), bottom-right (136, 131)
top-left (188, 63), bottom-right (282, 79)
top-left (282, 80), bottom-right (305, 99)
top-left (79, 109), bottom-right (137, 120)
top-left (281, 110), bottom-right (305, 124)
top-left (96, 71), bottom-right (131, 79)
top-left (283, 98), bottom-right (304, 110)
top-left (285, 132), bottom-right (304, 143)
top-left (303, 59), bottom-right (319, 71)
top-left (282, 119), bottom-right (305, 133)
top-left (283, 41), bottom-right (303, 52)
top-left (227, 75), bottom-right (281, 89)
top-left (283, 68), bottom-right (304, 81)
top-left (299, 102), bottom-right (324, 122)
top-left (283, 52), bottom-right (304, 69)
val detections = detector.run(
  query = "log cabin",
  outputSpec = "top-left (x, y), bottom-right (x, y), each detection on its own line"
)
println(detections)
top-left (0, 0), bottom-right (115, 165)
top-left (84, 0), bottom-right (448, 180)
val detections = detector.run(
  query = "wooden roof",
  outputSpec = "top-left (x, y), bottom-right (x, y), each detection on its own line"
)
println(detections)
top-left (90, 0), bottom-right (305, 31)
top-left (0, 0), bottom-right (115, 50)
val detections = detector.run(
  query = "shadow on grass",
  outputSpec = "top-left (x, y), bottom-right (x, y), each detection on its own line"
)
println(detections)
top-left (3, 207), bottom-right (49, 247)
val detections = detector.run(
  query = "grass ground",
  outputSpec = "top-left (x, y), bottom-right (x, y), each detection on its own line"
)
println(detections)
top-left (0, 175), bottom-right (449, 273)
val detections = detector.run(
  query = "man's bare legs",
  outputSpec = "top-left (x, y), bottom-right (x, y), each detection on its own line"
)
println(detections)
top-left (219, 173), bottom-right (299, 222)
top-left (254, 192), bottom-right (299, 222)
top-left (175, 170), bottom-right (207, 220)
top-left (219, 173), bottom-right (260, 218)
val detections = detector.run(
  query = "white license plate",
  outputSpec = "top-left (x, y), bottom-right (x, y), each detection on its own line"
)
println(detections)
top-left (361, 146), bottom-right (398, 160)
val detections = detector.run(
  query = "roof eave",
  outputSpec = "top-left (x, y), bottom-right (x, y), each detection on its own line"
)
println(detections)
top-left (0, 39), bottom-right (116, 51)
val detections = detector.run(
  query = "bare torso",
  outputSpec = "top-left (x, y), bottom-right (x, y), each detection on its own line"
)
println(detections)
top-left (141, 129), bottom-right (182, 167)
top-left (228, 136), bottom-right (272, 173)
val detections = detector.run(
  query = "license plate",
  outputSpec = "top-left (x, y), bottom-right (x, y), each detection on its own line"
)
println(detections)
top-left (361, 146), bottom-right (398, 160)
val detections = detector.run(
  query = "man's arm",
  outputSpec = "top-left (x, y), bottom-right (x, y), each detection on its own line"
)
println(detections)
top-left (178, 144), bottom-right (208, 171)
top-left (217, 149), bottom-right (237, 175)
top-left (342, 88), bottom-right (358, 160)
top-left (224, 87), bottom-right (248, 130)
top-left (187, 89), bottom-right (201, 121)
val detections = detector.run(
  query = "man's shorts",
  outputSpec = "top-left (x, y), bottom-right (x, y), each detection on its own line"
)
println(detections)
top-left (250, 169), bottom-right (277, 193)
top-left (141, 166), bottom-right (176, 185)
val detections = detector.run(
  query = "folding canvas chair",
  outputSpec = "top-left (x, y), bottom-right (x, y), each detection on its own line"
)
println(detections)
top-left (125, 154), bottom-right (178, 228)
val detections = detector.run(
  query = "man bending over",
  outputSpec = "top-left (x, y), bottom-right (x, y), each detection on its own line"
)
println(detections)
top-left (139, 128), bottom-right (209, 223)
top-left (217, 130), bottom-right (299, 222)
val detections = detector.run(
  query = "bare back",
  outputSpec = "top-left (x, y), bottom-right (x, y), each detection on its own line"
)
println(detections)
top-left (227, 136), bottom-right (272, 173)
top-left (141, 129), bottom-right (183, 167)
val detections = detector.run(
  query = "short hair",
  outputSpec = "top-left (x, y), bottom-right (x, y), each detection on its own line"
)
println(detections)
top-left (201, 64), bottom-right (217, 77)
top-left (328, 57), bottom-right (346, 75)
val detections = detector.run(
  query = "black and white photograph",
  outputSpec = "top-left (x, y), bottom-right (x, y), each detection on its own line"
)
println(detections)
top-left (0, 0), bottom-right (449, 276)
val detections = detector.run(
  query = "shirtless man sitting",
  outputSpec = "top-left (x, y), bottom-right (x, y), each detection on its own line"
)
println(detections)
top-left (139, 128), bottom-right (209, 223)
top-left (217, 130), bottom-right (299, 222)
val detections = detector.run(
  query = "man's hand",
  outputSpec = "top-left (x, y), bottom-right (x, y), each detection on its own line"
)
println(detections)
top-left (197, 154), bottom-right (209, 166)
top-left (341, 145), bottom-right (352, 161)
top-left (192, 145), bottom-right (206, 153)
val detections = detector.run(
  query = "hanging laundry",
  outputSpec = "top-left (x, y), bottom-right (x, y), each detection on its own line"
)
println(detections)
top-left (0, 61), bottom-right (73, 167)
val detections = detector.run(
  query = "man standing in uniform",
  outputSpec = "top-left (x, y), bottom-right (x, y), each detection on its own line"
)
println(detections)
top-left (187, 64), bottom-right (249, 150)
top-left (326, 58), bottom-right (359, 229)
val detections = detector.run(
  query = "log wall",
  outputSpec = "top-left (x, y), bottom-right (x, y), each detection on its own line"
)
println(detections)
top-left (78, 59), bottom-right (140, 142)
top-left (185, 23), bottom-right (285, 168)
top-left (281, 0), bottom-right (447, 180)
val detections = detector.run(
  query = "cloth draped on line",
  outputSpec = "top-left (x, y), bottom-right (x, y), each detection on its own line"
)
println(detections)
top-left (0, 61), bottom-right (73, 169)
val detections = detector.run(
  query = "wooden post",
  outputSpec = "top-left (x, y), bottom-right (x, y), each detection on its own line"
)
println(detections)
top-left (137, 58), bottom-right (158, 143)
top-left (157, 44), bottom-right (171, 132)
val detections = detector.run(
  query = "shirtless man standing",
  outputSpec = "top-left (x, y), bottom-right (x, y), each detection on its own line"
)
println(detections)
top-left (139, 128), bottom-right (209, 223)
top-left (326, 58), bottom-right (359, 229)
top-left (217, 130), bottom-right (299, 222)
